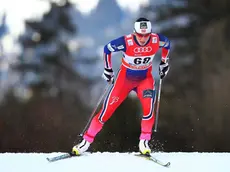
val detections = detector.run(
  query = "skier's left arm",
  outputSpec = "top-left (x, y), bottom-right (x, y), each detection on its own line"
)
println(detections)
top-left (157, 33), bottom-right (170, 79)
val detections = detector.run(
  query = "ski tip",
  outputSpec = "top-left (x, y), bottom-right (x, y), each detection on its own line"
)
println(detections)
top-left (165, 162), bottom-right (171, 167)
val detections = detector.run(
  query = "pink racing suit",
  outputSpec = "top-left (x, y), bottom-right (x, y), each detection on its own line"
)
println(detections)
top-left (83, 33), bottom-right (170, 143)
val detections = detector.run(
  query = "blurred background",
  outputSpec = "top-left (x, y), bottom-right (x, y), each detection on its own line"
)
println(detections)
top-left (0, 0), bottom-right (230, 153)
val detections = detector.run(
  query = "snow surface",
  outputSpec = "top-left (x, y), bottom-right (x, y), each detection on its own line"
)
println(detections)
top-left (0, 152), bottom-right (229, 172)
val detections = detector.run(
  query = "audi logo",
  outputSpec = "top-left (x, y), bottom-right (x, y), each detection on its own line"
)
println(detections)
top-left (133, 46), bottom-right (152, 53)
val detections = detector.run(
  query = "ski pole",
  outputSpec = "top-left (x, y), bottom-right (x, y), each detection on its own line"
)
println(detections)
top-left (79, 83), bottom-right (111, 136)
top-left (154, 79), bottom-right (163, 132)
top-left (78, 68), bottom-right (120, 136)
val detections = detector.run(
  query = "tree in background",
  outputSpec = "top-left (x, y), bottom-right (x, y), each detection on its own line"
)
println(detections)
top-left (0, 1), bottom-right (100, 152)
top-left (193, 0), bottom-right (230, 152)
top-left (0, 0), bottom-right (143, 153)
top-left (15, 1), bottom-right (100, 102)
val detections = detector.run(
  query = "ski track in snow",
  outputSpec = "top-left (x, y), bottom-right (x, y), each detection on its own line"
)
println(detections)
top-left (0, 152), bottom-right (229, 172)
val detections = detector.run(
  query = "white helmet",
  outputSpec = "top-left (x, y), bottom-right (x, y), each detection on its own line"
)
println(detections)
top-left (134, 17), bottom-right (152, 34)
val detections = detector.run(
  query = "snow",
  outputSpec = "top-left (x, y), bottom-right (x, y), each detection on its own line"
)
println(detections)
top-left (0, 152), bottom-right (229, 172)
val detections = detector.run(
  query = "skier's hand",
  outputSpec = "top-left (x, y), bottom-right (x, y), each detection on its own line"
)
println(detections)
top-left (159, 61), bottom-right (169, 79)
top-left (102, 68), bottom-right (114, 84)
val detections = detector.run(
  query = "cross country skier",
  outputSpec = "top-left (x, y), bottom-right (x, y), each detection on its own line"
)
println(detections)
top-left (72, 17), bottom-right (170, 155)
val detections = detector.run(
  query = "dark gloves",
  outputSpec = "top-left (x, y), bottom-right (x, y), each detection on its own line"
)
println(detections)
top-left (159, 61), bottom-right (169, 79)
top-left (102, 68), bottom-right (114, 84)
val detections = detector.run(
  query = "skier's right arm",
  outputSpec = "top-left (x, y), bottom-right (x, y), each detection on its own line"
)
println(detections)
top-left (102, 36), bottom-right (126, 83)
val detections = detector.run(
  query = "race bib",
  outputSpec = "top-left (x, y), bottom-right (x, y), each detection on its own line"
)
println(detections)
top-left (122, 55), bottom-right (154, 70)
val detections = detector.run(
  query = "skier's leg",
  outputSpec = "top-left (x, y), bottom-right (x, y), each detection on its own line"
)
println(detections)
top-left (136, 76), bottom-right (156, 154)
top-left (72, 69), bottom-right (133, 154)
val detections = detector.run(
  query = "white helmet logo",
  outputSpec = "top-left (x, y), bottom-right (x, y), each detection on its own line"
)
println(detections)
top-left (134, 46), bottom-right (152, 53)
top-left (140, 22), bottom-right (148, 29)
top-left (134, 21), bottom-right (152, 34)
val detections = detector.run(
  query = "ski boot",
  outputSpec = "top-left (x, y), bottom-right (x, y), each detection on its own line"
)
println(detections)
top-left (72, 139), bottom-right (90, 156)
top-left (139, 139), bottom-right (151, 155)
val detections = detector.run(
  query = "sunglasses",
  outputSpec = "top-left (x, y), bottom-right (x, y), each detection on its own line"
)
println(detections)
top-left (135, 32), bottom-right (151, 38)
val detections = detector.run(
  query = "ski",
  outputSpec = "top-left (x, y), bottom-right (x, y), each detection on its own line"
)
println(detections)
top-left (134, 153), bottom-right (171, 167)
top-left (47, 152), bottom-right (78, 162)
top-left (47, 152), bottom-right (171, 167)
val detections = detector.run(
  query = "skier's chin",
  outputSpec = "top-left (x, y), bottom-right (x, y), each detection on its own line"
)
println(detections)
top-left (139, 41), bottom-right (146, 45)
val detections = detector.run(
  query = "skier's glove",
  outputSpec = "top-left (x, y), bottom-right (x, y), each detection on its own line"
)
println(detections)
top-left (102, 68), bottom-right (114, 84)
top-left (159, 61), bottom-right (169, 79)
